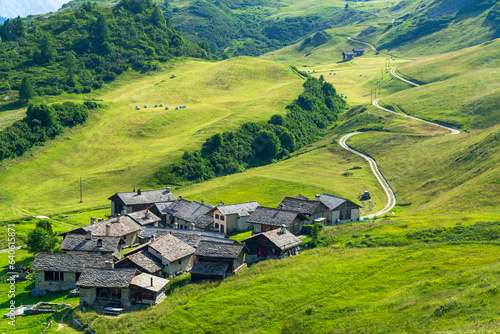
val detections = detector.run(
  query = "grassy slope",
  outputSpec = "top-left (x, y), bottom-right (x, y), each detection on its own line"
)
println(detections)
top-left (91, 243), bottom-right (500, 334)
top-left (0, 57), bottom-right (304, 220)
top-left (380, 40), bottom-right (500, 130)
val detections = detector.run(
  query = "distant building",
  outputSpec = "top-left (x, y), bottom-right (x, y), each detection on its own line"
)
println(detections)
top-left (60, 232), bottom-right (122, 259)
top-left (247, 206), bottom-right (308, 234)
top-left (191, 241), bottom-right (247, 281)
top-left (342, 51), bottom-right (355, 61)
top-left (277, 197), bottom-right (329, 224)
top-left (353, 48), bottom-right (365, 56)
top-left (315, 194), bottom-right (361, 223)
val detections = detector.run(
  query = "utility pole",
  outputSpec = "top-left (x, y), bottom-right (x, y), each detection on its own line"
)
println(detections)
top-left (375, 89), bottom-right (377, 100)
top-left (80, 177), bottom-right (83, 203)
top-left (370, 89), bottom-right (372, 103)
top-left (381, 67), bottom-right (383, 80)
top-left (379, 81), bottom-right (381, 94)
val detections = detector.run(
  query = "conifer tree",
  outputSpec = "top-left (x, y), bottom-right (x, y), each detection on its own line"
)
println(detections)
top-left (19, 76), bottom-right (34, 102)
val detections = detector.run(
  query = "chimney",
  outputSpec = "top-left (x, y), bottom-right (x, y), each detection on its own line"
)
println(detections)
top-left (190, 222), bottom-right (195, 230)
top-left (178, 195), bottom-right (182, 200)
top-left (105, 223), bottom-right (111, 236)
top-left (116, 214), bottom-right (121, 223)
top-left (150, 277), bottom-right (154, 287)
top-left (137, 189), bottom-right (141, 195)
top-left (133, 188), bottom-right (135, 192)
top-left (145, 210), bottom-right (150, 218)
top-left (281, 224), bottom-right (287, 234)
top-left (201, 199), bottom-right (204, 205)
top-left (151, 234), bottom-right (156, 241)
top-left (98, 218), bottom-right (103, 222)
top-left (96, 239), bottom-right (103, 247)
top-left (121, 209), bottom-right (126, 216)
top-left (315, 194), bottom-right (321, 201)
top-left (90, 217), bottom-right (96, 225)
top-left (166, 187), bottom-right (170, 193)
top-left (86, 230), bottom-right (92, 240)
top-left (105, 260), bottom-right (114, 269)
top-left (173, 222), bottom-right (178, 229)
top-left (278, 204), bottom-right (283, 210)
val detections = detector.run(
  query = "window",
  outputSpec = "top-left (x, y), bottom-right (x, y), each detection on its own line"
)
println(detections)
top-left (220, 216), bottom-right (224, 221)
top-left (221, 225), bottom-right (224, 233)
top-left (178, 260), bottom-right (182, 265)
top-left (44, 271), bottom-right (64, 281)
top-left (215, 214), bottom-right (219, 219)
top-left (215, 223), bottom-right (219, 229)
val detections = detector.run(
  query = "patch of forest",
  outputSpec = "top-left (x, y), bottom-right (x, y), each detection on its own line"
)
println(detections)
top-left (0, 0), bottom-right (211, 105)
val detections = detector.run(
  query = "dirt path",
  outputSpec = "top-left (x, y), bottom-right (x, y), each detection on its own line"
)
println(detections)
top-left (339, 132), bottom-right (396, 218)
top-left (390, 67), bottom-right (420, 87)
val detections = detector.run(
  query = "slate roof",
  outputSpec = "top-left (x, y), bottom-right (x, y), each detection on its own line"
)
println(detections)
top-left (173, 201), bottom-right (214, 224)
top-left (194, 213), bottom-right (214, 230)
top-left (169, 232), bottom-right (235, 248)
top-left (343, 51), bottom-right (355, 55)
top-left (278, 197), bottom-right (323, 216)
top-left (216, 202), bottom-right (259, 217)
top-left (153, 201), bottom-right (177, 215)
top-left (195, 241), bottom-right (246, 260)
top-left (127, 210), bottom-right (161, 226)
top-left (244, 229), bottom-right (302, 251)
top-left (108, 188), bottom-right (176, 206)
top-left (165, 198), bottom-right (192, 215)
top-left (115, 249), bottom-right (163, 274)
top-left (61, 234), bottom-right (120, 253)
top-left (149, 234), bottom-right (196, 262)
top-left (353, 48), bottom-right (365, 52)
top-left (31, 253), bottom-right (112, 272)
top-left (139, 227), bottom-right (226, 240)
top-left (319, 194), bottom-right (361, 210)
top-left (294, 194), bottom-right (311, 201)
top-left (247, 206), bottom-right (306, 227)
top-left (76, 268), bottom-right (138, 288)
top-left (190, 262), bottom-right (229, 277)
top-left (82, 216), bottom-right (142, 238)
top-left (130, 273), bottom-right (170, 293)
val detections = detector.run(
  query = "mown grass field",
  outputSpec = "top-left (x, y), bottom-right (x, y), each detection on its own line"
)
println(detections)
top-left (0, 57), bottom-right (305, 220)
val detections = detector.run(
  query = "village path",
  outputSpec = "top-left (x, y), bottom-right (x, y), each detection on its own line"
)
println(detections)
top-left (339, 132), bottom-right (396, 219)
top-left (390, 67), bottom-right (420, 87)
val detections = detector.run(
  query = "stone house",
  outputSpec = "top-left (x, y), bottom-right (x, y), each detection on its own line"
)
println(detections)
top-left (243, 226), bottom-right (302, 264)
top-left (76, 268), bottom-right (169, 308)
top-left (150, 201), bottom-right (178, 225)
top-left (277, 197), bottom-right (329, 224)
top-left (316, 194), bottom-right (361, 223)
top-left (138, 227), bottom-right (227, 246)
top-left (247, 206), bottom-right (308, 234)
top-left (31, 253), bottom-right (112, 293)
top-left (147, 233), bottom-right (196, 277)
top-left (342, 51), bottom-right (355, 61)
top-left (114, 248), bottom-right (163, 276)
top-left (162, 198), bottom-right (192, 226)
top-left (60, 231), bottom-right (122, 259)
top-left (108, 187), bottom-right (176, 215)
top-left (60, 215), bottom-right (143, 248)
top-left (210, 201), bottom-right (259, 233)
top-left (171, 200), bottom-right (214, 231)
top-left (353, 48), bottom-right (365, 56)
top-left (191, 240), bottom-right (247, 281)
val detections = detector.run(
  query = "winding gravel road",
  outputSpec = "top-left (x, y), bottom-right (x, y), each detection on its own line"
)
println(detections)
top-left (338, 62), bottom-right (460, 218)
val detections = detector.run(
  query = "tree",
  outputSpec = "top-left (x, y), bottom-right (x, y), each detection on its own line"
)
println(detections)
top-left (151, 6), bottom-right (166, 27)
top-left (253, 130), bottom-right (280, 161)
top-left (279, 129), bottom-right (296, 153)
top-left (64, 51), bottom-right (77, 85)
top-left (19, 76), bottom-right (34, 102)
top-left (26, 227), bottom-right (57, 254)
top-left (310, 222), bottom-right (322, 247)
top-left (92, 14), bottom-right (110, 52)
top-left (36, 219), bottom-right (53, 235)
top-left (26, 104), bottom-right (58, 128)
top-left (33, 34), bottom-right (56, 65)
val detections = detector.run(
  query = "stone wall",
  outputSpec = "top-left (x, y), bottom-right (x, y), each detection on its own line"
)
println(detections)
top-left (34, 271), bottom-right (78, 292)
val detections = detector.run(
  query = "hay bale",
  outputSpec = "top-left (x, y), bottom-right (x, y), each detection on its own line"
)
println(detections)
top-left (135, 105), bottom-right (140, 110)
top-left (144, 105), bottom-right (148, 108)
top-left (165, 107), bottom-right (169, 110)
top-left (160, 103), bottom-right (163, 107)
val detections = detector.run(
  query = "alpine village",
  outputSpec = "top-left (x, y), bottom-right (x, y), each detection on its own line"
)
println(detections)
top-left (0, 0), bottom-right (499, 333)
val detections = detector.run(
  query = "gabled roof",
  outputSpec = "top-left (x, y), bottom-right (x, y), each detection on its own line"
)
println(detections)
top-left (130, 273), bottom-right (170, 293)
top-left (319, 194), bottom-right (361, 210)
top-left (60, 216), bottom-right (143, 238)
top-left (165, 198), bottom-right (192, 215)
top-left (31, 253), bottom-right (112, 272)
top-left (173, 201), bottom-right (214, 224)
top-left (60, 234), bottom-right (120, 253)
top-left (194, 213), bottom-right (214, 230)
top-left (278, 197), bottom-right (325, 216)
top-left (108, 188), bottom-right (176, 206)
top-left (152, 201), bottom-right (177, 215)
top-left (247, 206), bottom-right (307, 227)
top-left (139, 227), bottom-right (226, 240)
top-left (127, 210), bottom-right (161, 226)
top-left (353, 48), bottom-right (365, 52)
top-left (148, 234), bottom-right (196, 262)
top-left (195, 241), bottom-right (246, 260)
top-left (169, 232), bottom-right (235, 248)
top-left (215, 202), bottom-right (259, 217)
top-left (115, 249), bottom-right (163, 274)
top-left (76, 268), bottom-right (138, 288)
top-left (190, 262), bottom-right (229, 277)
top-left (244, 229), bottom-right (302, 251)
top-left (294, 194), bottom-right (311, 201)
top-left (343, 51), bottom-right (355, 55)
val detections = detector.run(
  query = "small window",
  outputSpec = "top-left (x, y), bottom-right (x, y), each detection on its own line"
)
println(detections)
top-left (215, 214), bottom-right (219, 219)
top-left (215, 223), bottom-right (219, 229)
top-left (178, 260), bottom-right (182, 265)
top-left (220, 216), bottom-right (225, 221)
top-left (44, 271), bottom-right (64, 281)
top-left (221, 225), bottom-right (224, 233)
